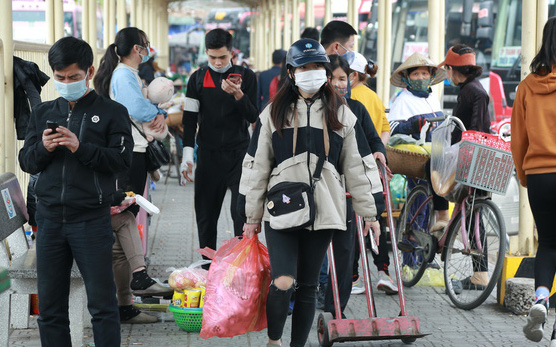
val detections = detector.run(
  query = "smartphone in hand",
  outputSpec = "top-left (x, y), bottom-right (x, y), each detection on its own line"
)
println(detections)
top-left (227, 73), bottom-right (241, 84)
top-left (46, 120), bottom-right (59, 134)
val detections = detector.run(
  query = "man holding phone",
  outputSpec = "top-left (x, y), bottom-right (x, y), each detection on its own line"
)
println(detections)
top-left (181, 29), bottom-right (258, 263)
top-left (18, 37), bottom-right (133, 346)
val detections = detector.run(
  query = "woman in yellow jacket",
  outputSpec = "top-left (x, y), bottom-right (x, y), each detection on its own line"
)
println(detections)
top-left (512, 17), bottom-right (556, 345)
top-left (349, 52), bottom-right (390, 146)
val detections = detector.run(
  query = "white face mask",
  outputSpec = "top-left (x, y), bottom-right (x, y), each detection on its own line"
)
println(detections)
top-left (208, 61), bottom-right (232, 73)
top-left (294, 70), bottom-right (327, 94)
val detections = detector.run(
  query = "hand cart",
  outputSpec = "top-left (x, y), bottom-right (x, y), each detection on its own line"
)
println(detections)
top-left (317, 162), bottom-right (427, 346)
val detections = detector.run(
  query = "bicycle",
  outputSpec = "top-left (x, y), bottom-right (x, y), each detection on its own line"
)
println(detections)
top-left (395, 115), bottom-right (510, 310)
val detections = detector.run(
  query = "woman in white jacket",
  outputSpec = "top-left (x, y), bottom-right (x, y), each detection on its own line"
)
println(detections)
top-left (239, 39), bottom-right (384, 347)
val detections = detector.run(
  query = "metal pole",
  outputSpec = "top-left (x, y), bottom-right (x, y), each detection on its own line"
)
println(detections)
top-left (54, 0), bottom-right (64, 41)
top-left (274, 0), bottom-right (281, 49)
top-left (108, 0), bottom-right (117, 44)
top-left (428, 0), bottom-right (441, 101)
top-left (103, 0), bottom-right (110, 47)
top-left (131, 0), bottom-right (137, 28)
top-left (283, 0), bottom-right (291, 49)
top-left (89, 0), bottom-right (97, 62)
top-left (135, 0), bottom-right (144, 28)
top-left (292, 0), bottom-right (300, 42)
top-left (117, 0), bottom-right (127, 30)
top-left (348, 0), bottom-right (359, 52)
top-left (376, 0), bottom-right (385, 102)
top-left (143, 0), bottom-right (149, 33)
top-left (46, 0), bottom-right (55, 45)
top-left (326, 244), bottom-right (342, 320)
top-left (0, 40), bottom-right (5, 173)
top-left (306, 0), bottom-right (314, 28)
top-left (516, 0), bottom-right (542, 256)
top-left (82, 0), bottom-right (90, 45)
top-left (266, 0), bottom-right (272, 69)
top-left (1, 0), bottom-right (14, 173)
top-left (324, 0), bottom-right (332, 25)
top-left (149, 0), bottom-right (155, 46)
top-left (382, 0), bottom-right (392, 104)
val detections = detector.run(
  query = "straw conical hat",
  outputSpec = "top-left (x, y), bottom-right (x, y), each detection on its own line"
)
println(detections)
top-left (390, 52), bottom-right (447, 88)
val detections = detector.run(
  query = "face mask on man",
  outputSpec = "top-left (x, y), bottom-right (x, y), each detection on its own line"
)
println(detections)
top-left (294, 70), bottom-right (327, 94)
top-left (208, 61), bottom-right (232, 73)
top-left (339, 43), bottom-right (355, 65)
top-left (54, 73), bottom-right (89, 101)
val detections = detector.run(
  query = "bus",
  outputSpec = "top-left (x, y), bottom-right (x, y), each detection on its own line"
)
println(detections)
top-left (12, 0), bottom-right (82, 43)
top-left (359, 0), bottom-right (556, 119)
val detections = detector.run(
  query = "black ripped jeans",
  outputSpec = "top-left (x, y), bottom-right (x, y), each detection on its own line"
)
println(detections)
top-left (265, 223), bottom-right (334, 346)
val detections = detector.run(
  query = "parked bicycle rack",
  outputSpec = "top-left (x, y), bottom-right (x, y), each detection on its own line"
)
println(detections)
top-left (317, 162), bottom-right (428, 346)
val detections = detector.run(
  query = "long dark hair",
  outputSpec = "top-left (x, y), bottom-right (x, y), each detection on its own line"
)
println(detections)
top-left (270, 64), bottom-right (344, 137)
top-left (94, 27), bottom-right (148, 97)
top-left (531, 17), bottom-right (556, 76)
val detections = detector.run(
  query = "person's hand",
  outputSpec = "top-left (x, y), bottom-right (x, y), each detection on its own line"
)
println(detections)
top-left (411, 115), bottom-right (427, 133)
top-left (53, 126), bottom-right (79, 153)
top-left (221, 78), bottom-right (244, 100)
top-left (363, 220), bottom-right (380, 246)
top-left (373, 152), bottom-right (393, 180)
top-left (180, 161), bottom-right (194, 183)
top-left (42, 128), bottom-right (63, 152)
top-left (149, 113), bottom-right (166, 133)
top-left (243, 223), bottom-right (261, 239)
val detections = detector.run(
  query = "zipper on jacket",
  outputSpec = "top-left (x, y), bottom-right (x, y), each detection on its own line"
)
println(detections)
top-left (78, 113), bottom-right (87, 141)
top-left (61, 105), bottom-right (72, 222)
top-left (93, 172), bottom-right (103, 205)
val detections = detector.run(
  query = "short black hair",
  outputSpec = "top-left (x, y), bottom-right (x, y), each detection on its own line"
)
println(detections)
top-left (272, 49), bottom-right (287, 65)
top-left (320, 21), bottom-right (357, 49)
top-left (48, 36), bottom-right (93, 72)
top-left (301, 27), bottom-right (320, 41)
top-left (205, 28), bottom-right (233, 51)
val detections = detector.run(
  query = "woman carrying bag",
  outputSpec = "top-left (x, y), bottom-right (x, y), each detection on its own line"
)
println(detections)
top-left (238, 39), bottom-right (384, 347)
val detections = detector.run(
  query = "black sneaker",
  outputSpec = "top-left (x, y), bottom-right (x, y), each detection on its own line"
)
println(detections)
top-left (551, 329), bottom-right (556, 347)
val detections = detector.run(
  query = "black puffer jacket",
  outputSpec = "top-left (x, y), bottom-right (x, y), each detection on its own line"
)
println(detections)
top-left (19, 91), bottom-right (134, 223)
top-left (14, 57), bottom-right (50, 140)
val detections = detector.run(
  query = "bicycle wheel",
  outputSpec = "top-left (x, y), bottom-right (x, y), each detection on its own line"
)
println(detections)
top-left (444, 199), bottom-right (506, 310)
top-left (396, 185), bottom-right (435, 287)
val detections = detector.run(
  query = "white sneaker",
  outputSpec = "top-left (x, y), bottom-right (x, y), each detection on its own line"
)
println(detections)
top-left (377, 271), bottom-right (398, 295)
top-left (523, 299), bottom-right (548, 342)
top-left (351, 278), bottom-right (365, 295)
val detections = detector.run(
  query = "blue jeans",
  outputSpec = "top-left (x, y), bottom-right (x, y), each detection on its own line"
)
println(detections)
top-left (35, 211), bottom-right (120, 347)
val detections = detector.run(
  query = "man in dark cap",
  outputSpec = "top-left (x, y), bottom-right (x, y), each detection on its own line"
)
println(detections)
top-left (257, 49), bottom-right (286, 111)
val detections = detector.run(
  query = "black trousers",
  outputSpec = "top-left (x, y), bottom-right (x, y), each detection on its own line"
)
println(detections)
top-left (35, 211), bottom-right (120, 347)
top-left (119, 152), bottom-right (147, 217)
top-left (265, 224), bottom-right (334, 347)
top-left (194, 147), bottom-right (245, 256)
top-left (528, 173), bottom-right (556, 289)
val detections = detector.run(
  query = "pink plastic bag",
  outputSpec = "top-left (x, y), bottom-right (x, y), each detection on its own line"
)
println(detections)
top-left (197, 234), bottom-right (271, 339)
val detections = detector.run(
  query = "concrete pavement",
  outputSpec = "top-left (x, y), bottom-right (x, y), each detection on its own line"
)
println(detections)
top-left (7, 171), bottom-right (552, 346)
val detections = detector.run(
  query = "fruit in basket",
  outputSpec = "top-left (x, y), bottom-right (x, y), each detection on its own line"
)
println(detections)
top-left (168, 268), bottom-right (208, 290)
top-left (394, 143), bottom-right (430, 155)
top-left (421, 142), bottom-right (432, 155)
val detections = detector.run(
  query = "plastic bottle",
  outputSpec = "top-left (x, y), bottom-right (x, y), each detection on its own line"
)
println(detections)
top-left (25, 230), bottom-right (33, 248)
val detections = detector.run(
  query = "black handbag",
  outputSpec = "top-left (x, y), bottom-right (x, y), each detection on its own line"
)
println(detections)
top-left (131, 122), bottom-right (170, 172)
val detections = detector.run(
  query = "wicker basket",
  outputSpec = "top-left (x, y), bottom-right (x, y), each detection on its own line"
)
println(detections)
top-left (386, 146), bottom-right (430, 179)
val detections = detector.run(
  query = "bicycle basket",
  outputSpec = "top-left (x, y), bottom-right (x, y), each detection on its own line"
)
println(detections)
top-left (455, 131), bottom-right (514, 195)
top-left (386, 146), bottom-right (429, 179)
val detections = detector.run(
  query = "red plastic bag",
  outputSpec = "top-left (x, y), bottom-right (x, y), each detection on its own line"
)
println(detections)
top-left (197, 234), bottom-right (271, 339)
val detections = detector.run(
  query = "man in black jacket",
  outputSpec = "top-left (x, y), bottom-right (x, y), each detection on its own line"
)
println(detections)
top-left (18, 37), bottom-right (133, 347)
top-left (180, 29), bottom-right (258, 261)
